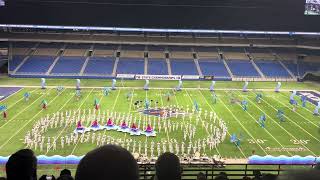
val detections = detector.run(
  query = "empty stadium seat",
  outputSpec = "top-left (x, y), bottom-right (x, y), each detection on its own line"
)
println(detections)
top-left (116, 58), bottom-right (144, 74)
top-left (84, 57), bottom-right (115, 75)
top-left (148, 58), bottom-right (168, 75)
top-left (255, 60), bottom-right (290, 77)
top-left (198, 59), bottom-right (230, 77)
top-left (170, 59), bottom-right (198, 75)
top-left (227, 60), bottom-right (260, 77)
top-left (17, 56), bottom-right (55, 73)
top-left (9, 56), bottom-right (25, 71)
top-left (51, 56), bottom-right (86, 74)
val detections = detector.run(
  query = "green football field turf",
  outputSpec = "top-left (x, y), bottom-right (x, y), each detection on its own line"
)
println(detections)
top-left (0, 77), bottom-right (319, 161)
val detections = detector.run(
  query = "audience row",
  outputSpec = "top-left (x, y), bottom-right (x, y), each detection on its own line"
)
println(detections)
top-left (2, 145), bottom-right (320, 180)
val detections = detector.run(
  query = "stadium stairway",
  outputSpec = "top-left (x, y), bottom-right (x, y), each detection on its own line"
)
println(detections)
top-left (250, 59), bottom-right (265, 78)
top-left (79, 44), bottom-right (94, 75)
top-left (222, 58), bottom-right (234, 78)
top-left (276, 57), bottom-right (296, 79)
top-left (166, 58), bottom-right (172, 75)
top-left (13, 43), bottom-right (39, 74)
top-left (112, 57), bottom-right (119, 76)
top-left (46, 44), bottom-right (66, 75)
top-left (193, 52), bottom-right (203, 77)
top-left (144, 57), bottom-right (148, 75)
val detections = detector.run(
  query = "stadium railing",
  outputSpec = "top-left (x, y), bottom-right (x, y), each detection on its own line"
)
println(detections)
top-left (0, 163), bottom-right (312, 180)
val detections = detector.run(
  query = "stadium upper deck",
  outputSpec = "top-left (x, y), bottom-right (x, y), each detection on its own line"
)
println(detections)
top-left (0, 28), bottom-right (319, 81)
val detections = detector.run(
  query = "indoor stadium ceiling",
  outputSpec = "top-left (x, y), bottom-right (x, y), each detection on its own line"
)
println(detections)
top-left (0, 0), bottom-right (319, 32)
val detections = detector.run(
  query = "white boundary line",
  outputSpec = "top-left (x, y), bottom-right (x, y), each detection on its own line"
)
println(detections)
top-left (197, 90), bottom-right (247, 158)
top-left (242, 91), bottom-right (317, 156)
top-left (271, 94), bottom-right (319, 127)
top-left (183, 89), bottom-right (223, 157)
top-left (253, 92), bottom-right (320, 144)
top-left (207, 91), bottom-right (269, 155)
top-left (43, 88), bottom-right (94, 155)
top-left (0, 87), bottom-right (23, 102)
top-left (0, 89), bottom-right (49, 129)
top-left (70, 88), bottom-right (105, 155)
top-left (0, 84), bottom-right (317, 92)
top-left (0, 88), bottom-right (63, 150)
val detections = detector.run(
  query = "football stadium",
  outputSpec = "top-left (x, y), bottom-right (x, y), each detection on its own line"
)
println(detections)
top-left (0, 0), bottom-right (319, 179)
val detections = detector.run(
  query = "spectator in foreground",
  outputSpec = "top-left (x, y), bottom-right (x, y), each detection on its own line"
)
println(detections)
top-left (75, 145), bottom-right (139, 180)
top-left (57, 169), bottom-right (73, 180)
top-left (6, 149), bottom-right (37, 180)
top-left (155, 152), bottom-right (182, 180)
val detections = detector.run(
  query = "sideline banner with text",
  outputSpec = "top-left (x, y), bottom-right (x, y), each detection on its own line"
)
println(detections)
top-left (135, 75), bottom-right (181, 80)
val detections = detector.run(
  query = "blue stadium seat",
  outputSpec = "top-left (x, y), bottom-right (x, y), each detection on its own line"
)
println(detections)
top-left (255, 60), bottom-right (290, 77)
top-left (227, 60), bottom-right (260, 77)
top-left (17, 56), bottom-right (55, 73)
top-left (116, 58), bottom-right (144, 74)
top-left (9, 56), bottom-right (25, 71)
top-left (282, 61), bottom-right (298, 76)
top-left (84, 57), bottom-right (115, 75)
top-left (148, 58), bottom-right (168, 75)
top-left (51, 56), bottom-right (85, 74)
top-left (170, 59), bottom-right (198, 75)
top-left (298, 61), bottom-right (320, 75)
top-left (199, 59), bottom-right (230, 77)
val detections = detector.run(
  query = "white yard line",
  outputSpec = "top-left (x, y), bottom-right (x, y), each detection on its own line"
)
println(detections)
top-left (208, 91), bottom-right (269, 155)
top-left (0, 88), bottom-right (63, 150)
top-left (232, 91), bottom-right (293, 156)
top-left (243, 92), bottom-right (317, 156)
top-left (0, 87), bottom-right (24, 102)
top-left (254, 92), bottom-right (320, 144)
top-left (0, 84), bottom-right (316, 92)
top-left (2, 88), bottom-right (38, 113)
top-left (270, 95), bottom-right (318, 127)
top-left (70, 88), bottom-right (105, 155)
top-left (197, 90), bottom-right (247, 158)
top-left (0, 89), bottom-right (51, 129)
top-left (157, 89), bottom-right (170, 142)
top-left (44, 88), bottom-right (94, 155)
top-left (184, 90), bottom-right (223, 157)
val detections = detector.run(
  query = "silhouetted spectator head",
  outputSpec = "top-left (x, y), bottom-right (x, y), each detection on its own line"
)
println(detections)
top-left (60, 169), bottom-right (72, 177)
top-left (75, 145), bottom-right (139, 180)
top-left (39, 175), bottom-right (56, 180)
top-left (155, 152), bottom-right (182, 180)
top-left (197, 172), bottom-right (207, 180)
top-left (58, 169), bottom-right (73, 180)
top-left (6, 149), bottom-right (37, 180)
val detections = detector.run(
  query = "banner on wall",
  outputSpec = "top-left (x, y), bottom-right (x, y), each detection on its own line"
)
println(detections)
top-left (203, 76), bottom-right (214, 80)
top-left (116, 74), bottom-right (135, 79)
top-left (182, 75), bottom-right (200, 80)
top-left (135, 75), bottom-right (181, 80)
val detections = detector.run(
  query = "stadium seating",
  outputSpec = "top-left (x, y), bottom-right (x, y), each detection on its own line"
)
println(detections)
top-left (198, 59), bottom-right (230, 77)
top-left (9, 56), bottom-right (25, 71)
top-left (51, 56), bottom-right (85, 74)
top-left (84, 57), bottom-right (115, 75)
top-left (298, 61), bottom-right (320, 75)
top-left (17, 56), bottom-right (55, 73)
top-left (170, 59), bottom-right (198, 75)
top-left (227, 60), bottom-right (260, 77)
top-left (255, 60), bottom-right (290, 77)
top-left (147, 58), bottom-right (168, 75)
top-left (116, 57), bottom-right (144, 74)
